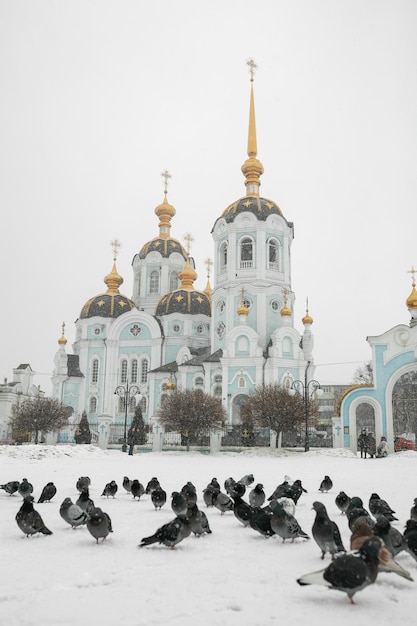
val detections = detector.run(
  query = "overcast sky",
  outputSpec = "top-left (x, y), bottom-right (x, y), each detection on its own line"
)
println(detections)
top-left (1, 1), bottom-right (416, 394)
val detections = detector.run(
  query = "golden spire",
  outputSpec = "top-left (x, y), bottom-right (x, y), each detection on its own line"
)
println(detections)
top-left (203, 257), bottom-right (213, 298)
top-left (166, 371), bottom-right (176, 391)
top-left (302, 297), bottom-right (313, 325)
top-left (58, 321), bottom-right (67, 346)
top-left (154, 170), bottom-right (176, 240)
top-left (177, 257), bottom-right (197, 291)
top-left (406, 266), bottom-right (417, 310)
top-left (237, 287), bottom-right (249, 316)
top-left (241, 59), bottom-right (264, 197)
top-left (280, 288), bottom-right (292, 317)
top-left (104, 239), bottom-right (123, 294)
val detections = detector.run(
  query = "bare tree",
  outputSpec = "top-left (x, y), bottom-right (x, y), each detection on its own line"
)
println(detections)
top-left (158, 389), bottom-right (226, 451)
top-left (12, 397), bottom-right (70, 444)
top-left (127, 405), bottom-right (147, 454)
top-left (352, 362), bottom-right (373, 385)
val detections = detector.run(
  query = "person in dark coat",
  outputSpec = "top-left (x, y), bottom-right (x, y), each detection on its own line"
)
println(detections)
top-left (367, 432), bottom-right (376, 458)
top-left (357, 429), bottom-right (369, 458)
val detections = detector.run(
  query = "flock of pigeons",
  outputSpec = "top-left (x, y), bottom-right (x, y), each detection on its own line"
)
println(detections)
top-left (2, 471), bottom-right (417, 604)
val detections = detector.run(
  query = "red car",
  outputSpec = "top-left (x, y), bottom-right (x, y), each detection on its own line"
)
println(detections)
top-left (394, 437), bottom-right (416, 452)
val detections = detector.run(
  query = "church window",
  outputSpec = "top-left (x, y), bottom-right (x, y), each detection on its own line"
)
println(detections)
top-left (89, 397), bottom-right (97, 414)
top-left (169, 271), bottom-right (178, 291)
top-left (217, 300), bottom-right (225, 314)
top-left (268, 238), bottom-right (280, 270)
top-left (220, 241), bottom-right (228, 270)
top-left (213, 385), bottom-right (222, 397)
top-left (172, 323), bottom-right (181, 333)
top-left (131, 359), bottom-right (138, 383)
top-left (214, 374), bottom-right (222, 384)
top-left (240, 237), bottom-right (254, 269)
top-left (196, 323), bottom-right (205, 334)
top-left (139, 395), bottom-right (147, 413)
top-left (271, 299), bottom-right (280, 312)
top-left (93, 327), bottom-right (101, 336)
top-left (129, 324), bottom-right (142, 337)
top-left (141, 359), bottom-right (149, 383)
top-left (121, 359), bottom-right (128, 383)
top-left (149, 270), bottom-right (160, 294)
top-left (238, 377), bottom-right (246, 388)
top-left (216, 322), bottom-right (225, 338)
top-left (195, 376), bottom-right (204, 388)
top-left (91, 359), bottom-right (99, 384)
top-left (283, 337), bottom-right (292, 356)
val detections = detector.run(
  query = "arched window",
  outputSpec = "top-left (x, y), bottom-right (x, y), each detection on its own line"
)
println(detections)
top-left (268, 238), bottom-right (280, 270)
top-left (195, 376), bottom-right (204, 389)
top-left (238, 377), bottom-right (246, 388)
top-left (121, 359), bottom-right (128, 384)
top-left (169, 271), bottom-right (178, 291)
top-left (139, 395), bottom-right (147, 414)
top-left (131, 359), bottom-right (138, 383)
top-left (214, 373), bottom-right (222, 384)
top-left (220, 241), bottom-right (228, 270)
top-left (89, 397), bottom-right (97, 414)
top-left (240, 237), bottom-right (254, 269)
top-left (149, 270), bottom-right (160, 294)
top-left (91, 359), bottom-right (99, 384)
top-left (213, 385), bottom-right (222, 398)
top-left (141, 359), bottom-right (148, 384)
top-left (129, 397), bottom-right (136, 413)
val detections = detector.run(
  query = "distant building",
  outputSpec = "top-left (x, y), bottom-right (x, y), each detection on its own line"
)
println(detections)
top-left (0, 364), bottom-right (44, 442)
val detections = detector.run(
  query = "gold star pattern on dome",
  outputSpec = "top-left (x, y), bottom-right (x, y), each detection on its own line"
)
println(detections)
top-left (97, 300), bottom-right (105, 307)
top-left (175, 294), bottom-right (184, 302)
top-left (118, 300), bottom-right (127, 308)
top-left (196, 296), bottom-right (204, 303)
top-left (243, 200), bottom-right (252, 208)
top-left (154, 241), bottom-right (161, 247)
top-left (265, 201), bottom-right (274, 209)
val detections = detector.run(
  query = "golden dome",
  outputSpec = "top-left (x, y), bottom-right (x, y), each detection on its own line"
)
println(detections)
top-left (154, 193), bottom-right (176, 240)
top-left (406, 272), bottom-right (417, 310)
top-left (302, 299), bottom-right (313, 325)
top-left (280, 305), bottom-right (292, 317)
top-left (104, 261), bottom-right (123, 294)
top-left (58, 322), bottom-right (67, 346)
top-left (177, 257), bottom-right (197, 291)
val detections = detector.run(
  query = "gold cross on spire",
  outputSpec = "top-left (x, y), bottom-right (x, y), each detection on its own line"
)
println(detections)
top-left (61, 321), bottom-right (65, 336)
top-left (183, 232), bottom-right (195, 255)
top-left (247, 58), bottom-right (258, 82)
top-left (161, 169), bottom-right (172, 194)
top-left (205, 257), bottom-right (213, 279)
top-left (110, 238), bottom-right (121, 261)
top-left (408, 265), bottom-right (416, 286)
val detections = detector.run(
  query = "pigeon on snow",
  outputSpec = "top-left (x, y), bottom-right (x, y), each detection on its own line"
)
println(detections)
top-left (15, 495), bottom-right (52, 537)
top-left (187, 504), bottom-right (212, 536)
top-left (37, 482), bottom-right (57, 503)
top-left (131, 480), bottom-right (145, 500)
top-left (318, 475), bottom-right (333, 493)
top-left (335, 491), bottom-right (351, 515)
top-left (249, 484), bottom-right (266, 509)
top-left (203, 484), bottom-right (219, 508)
top-left (87, 507), bottom-right (113, 543)
top-left (212, 491), bottom-right (234, 515)
top-left (101, 480), bottom-right (118, 498)
top-left (373, 515), bottom-right (405, 557)
top-left (403, 519), bottom-right (417, 563)
top-left (311, 501), bottom-right (345, 559)
top-left (145, 477), bottom-right (160, 495)
top-left (139, 515), bottom-right (191, 549)
top-left (410, 498), bottom-right (417, 522)
top-left (269, 499), bottom-right (309, 542)
top-left (60, 497), bottom-right (88, 528)
top-left (18, 478), bottom-right (33, 499)
top-left (239, 473), bottom-right (255, 487)
top-left (249, 508), bottom-right (275, 538)
top-left (76, 488), bottom-right (95, 514)
top-left (232, 494), bottom-right (255, 527)
top-left (181, 482), bottom-right (198, 507)
top-left (0, 480), bottom-right (20, 496)
top-left (171, 491), bottom-right (188, 517)
top-left (368, 493), bottom-right (397, 521)
top-left (297, 536), bottom-right (381, 604)
top-left (76, 476), bottom-right (91, 493)
top-left (151, 486), bottom-right (167, 510)
top-left (122, 477), bottom-right (133, 493)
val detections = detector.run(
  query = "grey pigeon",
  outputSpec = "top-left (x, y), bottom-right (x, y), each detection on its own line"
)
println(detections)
top-left (122, 476), bottom-right (133, 493)
top-left (101, 480), bottom-right (118, 498)
top-left (0, 480), bottom-right (20, 495)
top-left (311, 501), bottom-right (345, 559)
top-left (87, 507), bottom-right (113, 543)
top-left (270, 499), bottom-right (309, 542)
top-left (232, 494), bottom-right (255, 527)
top-left (410, 498), bottom-right (417, 522)
top-left (203, 484), bottom-right (219, 508)
top-left (131, 480), bottom-right (145, 500)
top-left (15, 495), bottom-right (52, 537)
top-left (76, 476), bottom-right (91, 492)
top-left (171, 491), bottom-right (188, 517)
top-left (249, 483), bottom-right (265, 508)
top-left (373, 516), bottom-right (405, 557)
top-left (76, 488), bottom-right (95, 514)
top-left (139, 515), bottom-right (191, 549)
top-left (346, 497), bottom-right (374, 532)
top-left (239, 473), bottom-right (254, 487)
top-left (38, 482), bottom-right (57, 503)
top-left (181, 482), bottom-right (198, 507)
top-left (297, 536), bottom-right (381, 604)
top-left (319, 475), bottom-right (333, 493)
top-left (224, 477), bottom-right (237, 496)
top-left (145, 477), bottom-right (160, 494)
top-left (212, 491), bottom-right (234, 515)
top-left (18, 478), bottom-right (33, 499)
top-left (368, 493), bottom-right (397, 521)
top-left (335, 491), bottom-right (351, 515)
top-left (403, 519), bottom-right (417, 563)
top-left (187, 504), bottom-right (212, 536)
top-left (249, 508), bottom-right (275, 538)
top-left (151, 486), bottom-right (167, 510)
top-left (268, 479), bottom-right (292, 502)
top-left (59, 497), bottom-right (88, 528)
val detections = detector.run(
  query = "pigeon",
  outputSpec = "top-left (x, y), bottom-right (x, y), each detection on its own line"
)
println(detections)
top-left (368, 493), bottom-right (397, 521)
top-left (18, 478), bottom-right (33, 499)
top-left (249, 483), bottom-right (266, 509)
top-left (0, 480), bottom-right (20, 495)
top-left (249, 508), bottom-right (275, 538)
top-left (208, 478), bottom-right (221, 492)
top-left (171, 491), bottom-right (188, 517)
top-left (270, 499), bottom-right (310, 542)
top-left (335, 491), bottom-right (351, 515)
top-left (76, 488), bottom-right (95, 514)
top-left (37, 482), bottom-right (57, 503)
top-left (276, 497), bottom-right (296, 517)
top-left (76, 476), bottom-right (91, 493)
top-left (268, 479), bottom-right (292, 501)
top-left (346, 497), bottom-right (374, 532)
top-left (311, 501), bottom-right (346, 559)
top-left (145, 477), bottom-right (160, 494)
top-left (101, 480), bottom-right (118, 498)
top-left (403, 519), bottom-right (417, 563)
top-left (131, 480), bottom-right (145, 500)
top-left (87, 507), bottom-right (113, 543)
top-left (181, 482), bottom-right (198, 507)
top-left (212, 491), bottom-right (234, 515)
top-left (225, 478), bottom-right (246, 498)
top-left (15, 495), bottom-right (53, 537)
top-left (297, 536), bottom-right (381, 604)
top-left (224, 477), bottom-right (237, 496)
top-left (373, 516), bottom-right (405, 557)
top-left (203, 484), bottom-right (219, 508)
top-left (60, 497), bottom-right (88, 528)
top-left (138, 515), bottom-right (191, 549)
top-left (187, 504), bottom-right (212, 536)
top-left (410, 498), bottom-right (417, 522)
top-left (232, 495), bottom-right (255, 527)
top-left (286, 479), bottom-right (307, 505)
top-left (151, 486), bottom-right (167, 510)
top-left (122, 476), bottom-right (133, 493)
top-left (350, 521), bottom-right (413, 581)
top-left (239, 473), bottom-right (255, 487)
top-left (318, 475), bottom-right (333, 493)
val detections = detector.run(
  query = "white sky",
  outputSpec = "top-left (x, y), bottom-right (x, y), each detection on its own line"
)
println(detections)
top-left (1, 0), bottom-right (417, 394)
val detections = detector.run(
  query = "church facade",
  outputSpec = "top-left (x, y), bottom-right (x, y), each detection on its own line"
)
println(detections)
top-left (51, 69), bottom-right (317, 441)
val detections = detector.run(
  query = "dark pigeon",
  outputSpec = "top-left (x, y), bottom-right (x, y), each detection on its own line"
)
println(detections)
top-left (76, 476), bottom-right (91, 493)
top-left (15, 495), bottom-right (52, 537)
top-left (318, 476), bottom-right (333, 493)
top-left (171, 491), bottom-right (188, 517)
top-left (297, 536), bottom-right (381, 604)
top-left (410, 498), bottom-right (417, 522)
top-left (212, 491), bottom-right (234, 515)
top-left (76, 488), bottom-right (95, 514)
top-left (286, 479), bottom-right (307, 505)
top-left (38, 482), bottom-right (57, 503)
top-left (131, 480), bottom-right (145, 500)
top-left (138, 515), bottom-right (191, 549)
top-left (232, 495), bottom-right (255, 527)
top-left (335, 491), bottom-right (351, 515)
top-left (87, 507), bottom-right (113, 543)
top-left (187, 504), bottom-right (212, 536)
top-left (151, 486), bottom-right (167, 510)
top-left (60, 497), bottom-right (88, 528)
top-left (311, 501), bottom-right (345, 559)
top-left (122, 477), bottom-right (133, 493)
top-left (18, 478), bottom-right (33, 499)
top-left (346, 497), bottom-right (374, 532)
top-left (203, 484), bottom-right (219, 508)
top-left (0, 480), bottom-right (20, 496)
top-left (403, 519), bottom-right (417, 563)
top-left (268, 479), bottom-right (292, 502)
top-left (373, 516), bottom-right (405, 557)
top-left (249, 484), bottom-right (266, 509)
top-left (181, 482), bottom-right (198, 507)
top-left (101, 480), bottom-right (118, 498)
top-left (224, 477), bottom-right (237, 496)
top-left (368, 493), bottom-right (397, 521)
top-left (270, 499), bottom-right (309, 542)
top-left (145, 477), bottom-right (160, 495)
top-left (249, 508), bottom-right (275, 538)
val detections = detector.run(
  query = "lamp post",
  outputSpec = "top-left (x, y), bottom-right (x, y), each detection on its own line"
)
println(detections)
top-left (290, 361), bottom-right (323, 452)
top-left (114, 380), bottom-right (140, 453)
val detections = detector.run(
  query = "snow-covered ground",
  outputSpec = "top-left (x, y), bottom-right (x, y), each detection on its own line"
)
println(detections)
top-left (1, 445), bottom-right (416, 625)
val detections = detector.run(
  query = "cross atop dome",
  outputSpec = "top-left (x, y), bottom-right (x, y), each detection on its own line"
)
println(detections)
top-left (161, 169), bottom-right (172, 194)
top-left (247, 58), bottom-right (258, 82)
top-left (110, 238), bottom-right (121, 261)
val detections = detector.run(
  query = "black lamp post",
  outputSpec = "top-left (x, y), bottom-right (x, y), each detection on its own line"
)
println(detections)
top-left (290, 361), bottom-right (323, 452)
top-left (114, 380), bottom-right (140, 453)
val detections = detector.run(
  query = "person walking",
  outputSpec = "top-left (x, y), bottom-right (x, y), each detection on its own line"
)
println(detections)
top-left (357, 429), bottom-right (369, 458)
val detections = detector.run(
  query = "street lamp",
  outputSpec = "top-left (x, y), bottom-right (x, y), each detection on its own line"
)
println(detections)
top-left (114, 380), bottom-right (140, 452)
top-left (289, 361), bottom-right (323, 452)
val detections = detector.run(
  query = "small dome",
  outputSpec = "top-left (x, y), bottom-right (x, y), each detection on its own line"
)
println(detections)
top-left (58, 322), bottom-right (67, 346)
top-left (155, 257), bottom-right (211, 317)
top-left (138, 236), bottom-right (187, 260)
top-left (80, 259), bottom-right (136, 319)
top-left (220, 196), bottom-right (283, 224)
top-left (406, 282), bottom-right (417, 310)
top-left (302, 311), bottom-right (313, 325)
top-left (280, 305), bottom-right (292, 317)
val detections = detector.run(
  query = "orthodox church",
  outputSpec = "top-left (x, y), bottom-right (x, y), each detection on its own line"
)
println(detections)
top-left (51, 66), bottom-right (317, 439)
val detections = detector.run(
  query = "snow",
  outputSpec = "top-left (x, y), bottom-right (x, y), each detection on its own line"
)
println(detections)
top-left (1, 445), bottom-right (416, 625)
